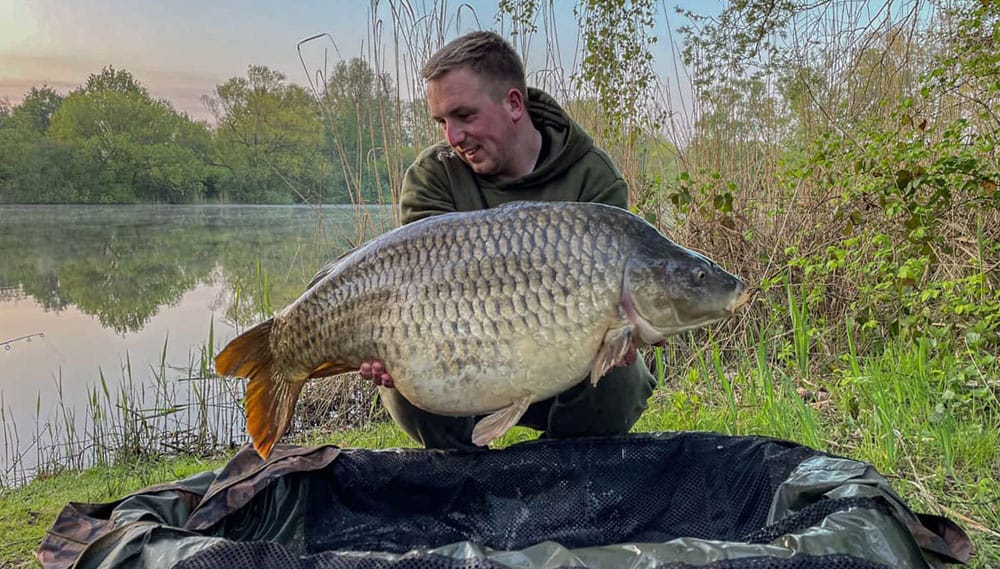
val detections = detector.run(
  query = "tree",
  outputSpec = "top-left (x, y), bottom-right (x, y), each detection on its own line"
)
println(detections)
top-left (7, 86), bottom-right (64, 133)
top-left (572, 0), bottom-right (663, 198)
top-left (206, 65), bottom-right (329, 203)
top-left (0, 87), bottom-right (78, 203)
top-left (320, 57), bottom-right (408, 204)
top-left (0, 126), bottom-right (79, 203)
top-left (85, 66), bottom-right (148, 96)
top-left (929, 1), bottom-right (1000, 133)
top-left (48, 68), bottom-right (212, 203)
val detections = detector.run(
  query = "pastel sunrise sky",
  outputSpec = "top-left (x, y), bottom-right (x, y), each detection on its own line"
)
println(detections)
top-left (0, 0), bottom-right (708, 122)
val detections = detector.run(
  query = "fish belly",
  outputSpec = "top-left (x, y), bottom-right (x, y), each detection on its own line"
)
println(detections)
top-left (390, 322), bottom-right (611, 415)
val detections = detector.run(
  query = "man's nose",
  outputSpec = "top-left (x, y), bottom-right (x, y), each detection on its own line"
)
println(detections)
top-left (444, 122), bottom-right (464, 147)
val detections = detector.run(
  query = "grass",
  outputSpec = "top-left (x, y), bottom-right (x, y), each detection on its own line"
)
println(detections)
top-left (0, 454), bottom-right (229, 566)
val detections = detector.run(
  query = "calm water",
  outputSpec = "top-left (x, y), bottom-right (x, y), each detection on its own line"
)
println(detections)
top-left (0, 204), bottom-right (392, 482)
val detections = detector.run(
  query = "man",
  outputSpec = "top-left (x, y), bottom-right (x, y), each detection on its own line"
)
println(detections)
top-left (360, 30), bottom-right (657, 449)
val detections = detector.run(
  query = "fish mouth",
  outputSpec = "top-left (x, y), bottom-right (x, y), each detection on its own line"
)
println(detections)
top-left (727, 289), bottom-right (752, 315)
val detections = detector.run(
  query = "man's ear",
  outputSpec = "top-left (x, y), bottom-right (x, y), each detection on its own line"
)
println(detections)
top-left (505, 88), bottom-right (527, 122)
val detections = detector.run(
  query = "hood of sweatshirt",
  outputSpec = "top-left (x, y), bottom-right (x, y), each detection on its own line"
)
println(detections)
top-left (490, 87), bottom-right (595, 190)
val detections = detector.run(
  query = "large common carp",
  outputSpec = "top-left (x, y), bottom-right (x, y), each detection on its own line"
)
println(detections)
top-left (216, 201), bottom-right (749, 458)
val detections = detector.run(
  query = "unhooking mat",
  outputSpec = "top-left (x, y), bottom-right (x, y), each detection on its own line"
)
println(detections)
top-left (38, 432), bottom-right (973, 569)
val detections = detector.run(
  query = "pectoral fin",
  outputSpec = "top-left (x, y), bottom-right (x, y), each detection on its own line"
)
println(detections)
top-left (471, 396), bottom-right (532, 446)
top-left (590, 326), bottom-right (634, 385)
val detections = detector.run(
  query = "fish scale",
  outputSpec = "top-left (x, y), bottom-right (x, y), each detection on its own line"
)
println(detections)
top-left (216, 201), bottom-right (748, 458)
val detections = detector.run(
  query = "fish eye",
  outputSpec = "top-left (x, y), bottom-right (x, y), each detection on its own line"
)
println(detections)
top-left (696, 269), bottom-right (706, 280)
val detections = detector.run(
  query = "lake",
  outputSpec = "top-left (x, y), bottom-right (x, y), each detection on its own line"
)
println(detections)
top-left (0, 204), bottom-right (393, 484)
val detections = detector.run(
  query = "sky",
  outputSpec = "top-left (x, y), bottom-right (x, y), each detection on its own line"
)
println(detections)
top-left (0, 0), bottom-right (709, 122)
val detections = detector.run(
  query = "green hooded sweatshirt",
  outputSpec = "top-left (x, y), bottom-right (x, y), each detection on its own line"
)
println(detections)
top-left (399, 88), bottom-right (627, 224)
top-left (392, 87), bottom-right (655, 446)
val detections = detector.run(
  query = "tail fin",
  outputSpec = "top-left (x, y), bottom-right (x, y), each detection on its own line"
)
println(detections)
top-left (215, 318), bottom-right (302, 460)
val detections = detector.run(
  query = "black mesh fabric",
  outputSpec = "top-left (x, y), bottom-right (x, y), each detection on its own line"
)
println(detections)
top-left (170, 433), bottom-right (903, 569)
top-left (306, 433), bottom-right (816, 553)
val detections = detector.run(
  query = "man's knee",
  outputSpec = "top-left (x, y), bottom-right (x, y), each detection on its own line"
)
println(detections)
top-left (545, 359), bottom-right (656, 438)
top-left (379, 387), bottom-right (477, 449)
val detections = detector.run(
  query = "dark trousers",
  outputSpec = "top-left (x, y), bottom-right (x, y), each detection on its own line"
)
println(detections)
top-left (379, 358), bottom-right (657, 449)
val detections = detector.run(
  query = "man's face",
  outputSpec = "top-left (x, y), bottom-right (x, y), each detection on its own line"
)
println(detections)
top-left (426, 67), bottom-right (522, 179)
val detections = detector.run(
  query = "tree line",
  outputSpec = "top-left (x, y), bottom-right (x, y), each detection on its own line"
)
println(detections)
top-left (0, 60), bottom-right (412, 204)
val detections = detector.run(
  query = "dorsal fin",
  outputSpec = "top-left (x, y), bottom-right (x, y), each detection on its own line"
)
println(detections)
top-left (305, 247), bottom-right (356, 290)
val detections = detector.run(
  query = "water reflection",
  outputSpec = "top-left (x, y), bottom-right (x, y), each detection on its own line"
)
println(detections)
top-left (0, 204), bottom-right (392, 483)
top-left (0, 205), bottom-right (391, 332)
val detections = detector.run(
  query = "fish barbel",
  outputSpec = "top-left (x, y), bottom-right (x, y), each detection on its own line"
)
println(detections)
top-left (216, 201), bottom-right (749, 458)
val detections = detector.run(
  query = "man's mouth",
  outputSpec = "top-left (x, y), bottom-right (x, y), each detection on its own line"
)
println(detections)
top-left (460, 146), bottom-right (480, 161)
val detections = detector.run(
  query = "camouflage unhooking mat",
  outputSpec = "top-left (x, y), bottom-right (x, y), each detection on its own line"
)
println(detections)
top-left (38, 432), bottom-right (973, 569)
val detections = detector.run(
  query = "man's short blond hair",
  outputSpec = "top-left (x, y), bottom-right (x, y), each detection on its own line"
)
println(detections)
top-left (421, 31), bottom-right (527, 101)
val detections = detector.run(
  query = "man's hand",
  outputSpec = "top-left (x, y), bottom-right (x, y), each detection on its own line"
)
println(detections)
top-left (360, 360), bottom-right (394, 389)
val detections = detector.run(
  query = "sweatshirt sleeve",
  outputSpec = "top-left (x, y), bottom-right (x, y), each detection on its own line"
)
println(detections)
top-left (399, 151), bottom-right (457, 226)
top-left (581, 176), bottom-right (629, 209)
top-left (578, 149), bottom-right (629, 210)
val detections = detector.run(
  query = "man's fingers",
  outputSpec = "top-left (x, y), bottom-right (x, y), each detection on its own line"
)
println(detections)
top-left (359, 360), bottom-right (394, 388)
